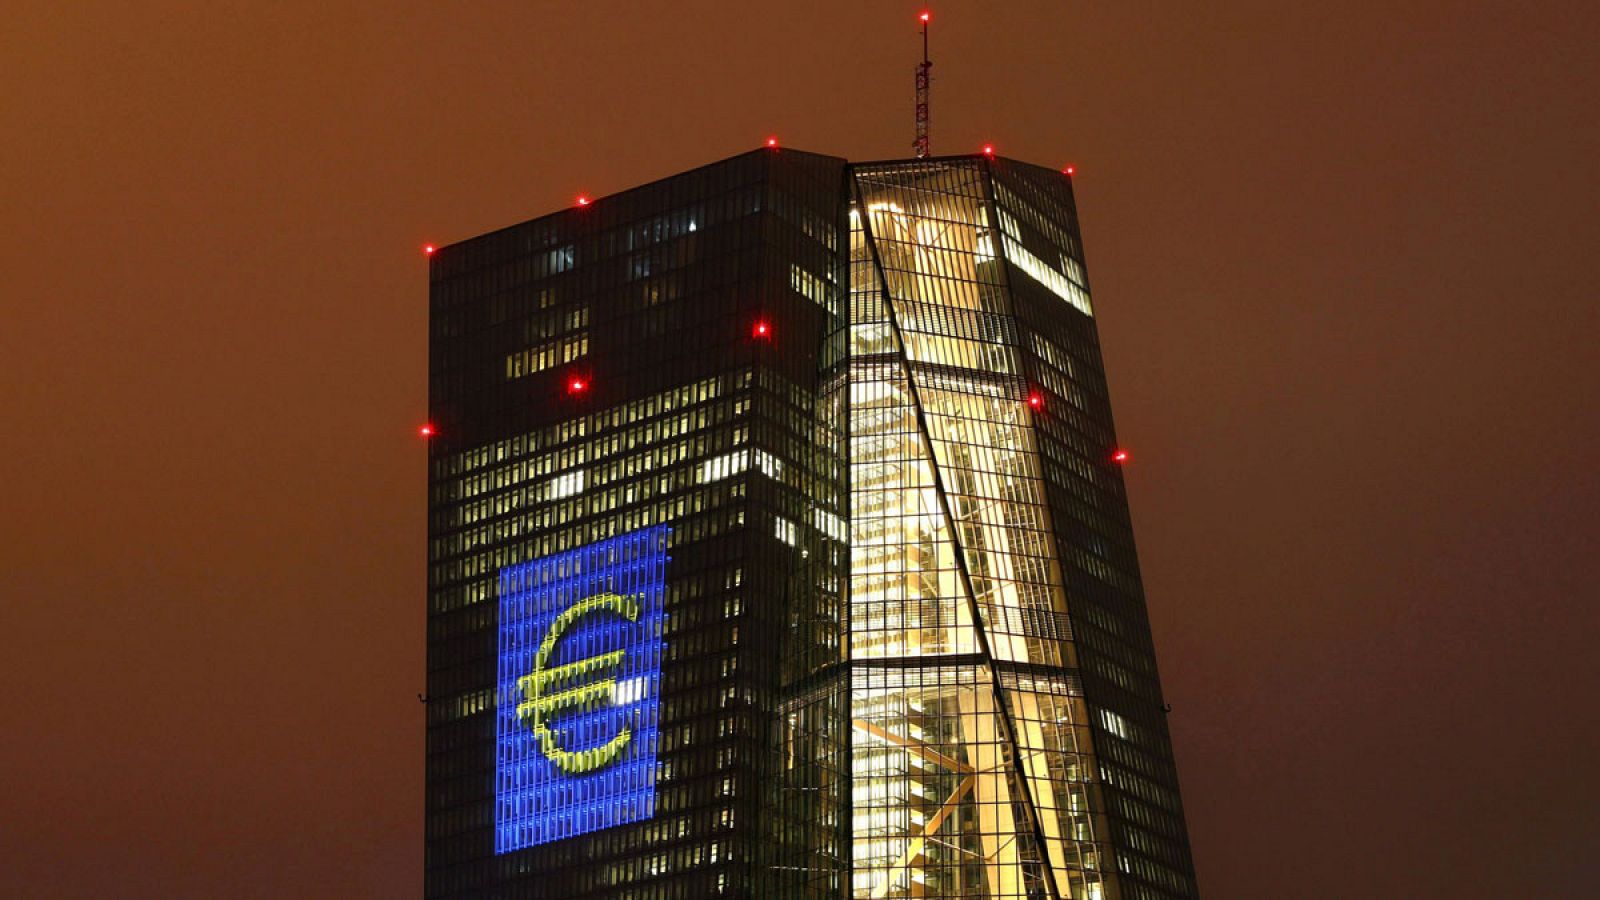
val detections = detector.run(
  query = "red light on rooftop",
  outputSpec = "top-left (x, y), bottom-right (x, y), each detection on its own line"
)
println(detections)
top-left (765, 136), bottom-right (779, 148)
top-left (1062, 165), bottom-right (1076, 176)
top-left (567, 376), bottom-right (589, 395)
top-left (752, 319), bottom-right (772, 340)
top-left (576, 195), bottom-right (591, 207)
top-left (1112, 449), bottom-right (1130, 464)
top-left (981, 144), bottom-right (995, 156)
top-left (1027, 392), bottom-right (1044, 409)
top-left (919, 11), bottom-right (931, 22)
top-left (423, 244), bottom-right (436, 255)
top-left (419, 423), bottom-right (435, 438)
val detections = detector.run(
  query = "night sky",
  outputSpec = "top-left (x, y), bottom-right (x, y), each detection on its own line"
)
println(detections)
top-left (4, 3), bottom-right (1598, 897)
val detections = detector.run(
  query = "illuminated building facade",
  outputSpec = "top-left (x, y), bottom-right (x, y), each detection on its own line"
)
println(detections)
top-left (426, 149), bottom-right (1197, 899)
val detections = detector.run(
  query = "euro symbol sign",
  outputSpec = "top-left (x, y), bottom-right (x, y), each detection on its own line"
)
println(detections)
top-left (517, 592), bottom-right (641, 774)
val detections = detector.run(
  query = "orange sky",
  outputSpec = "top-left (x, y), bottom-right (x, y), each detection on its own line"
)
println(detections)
top-left (3, 2), bottom-right (1598, 896)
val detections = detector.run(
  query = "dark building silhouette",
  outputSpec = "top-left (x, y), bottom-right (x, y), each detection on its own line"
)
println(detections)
top-left (426, 148), bottom-right (1196, 899)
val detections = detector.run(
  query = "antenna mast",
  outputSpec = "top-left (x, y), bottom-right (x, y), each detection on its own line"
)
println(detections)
top-left (914, 11), bottom-right (932, 158)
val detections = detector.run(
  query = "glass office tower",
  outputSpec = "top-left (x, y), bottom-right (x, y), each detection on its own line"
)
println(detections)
top-left (427, 149), bottom-right (1196, 899)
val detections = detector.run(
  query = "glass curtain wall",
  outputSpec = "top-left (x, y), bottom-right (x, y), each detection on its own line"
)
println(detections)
top-left (988, 162), bottom-right (1197, 900)
top-left (426, 150), bottom-right (852, 898)
top-left (846, 159), bottom-right (1116, 900)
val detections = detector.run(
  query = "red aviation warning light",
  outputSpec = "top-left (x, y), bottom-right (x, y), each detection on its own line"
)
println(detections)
top-left (765, 136), bottom-right (779, 148)
top-left (981, 143), bottom-right (996, 157)
top-left (419, 423), bottom-right (435, 438)
top-left (1027, 392), bottom-right (1044, 410)
top-left (752, 319), bottom-right (772, 340)
top-left (567, 376), bottom-right (589, 395)
top-left (919, 10), bottom-right (931, 22)
top-left (1112, 449), bottom-right (1130, 464)
top-left (423, 244), bottom-right (436, 255)
top-left (1062, 164), bottom-right (1076, 176)
top-left (575, 195), bottom-right (591, 207)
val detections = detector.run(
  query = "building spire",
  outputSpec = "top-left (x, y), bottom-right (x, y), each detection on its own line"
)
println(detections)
top-left (914, 10), bottom-right (932, 158)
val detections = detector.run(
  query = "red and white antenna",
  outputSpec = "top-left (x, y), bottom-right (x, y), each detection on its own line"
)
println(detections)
top-left (914, 10), bottom-right (932, 158)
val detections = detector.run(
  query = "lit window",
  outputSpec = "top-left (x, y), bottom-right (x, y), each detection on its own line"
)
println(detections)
top-left (812, 509), bottom-right (847, 543)
top-left (544, 470), bottom-right (585, 500)
top-left (505, 334), bottom-right (589, 380)
top-left (697, 450), bottom-right (783, 483)
top-left (774, 516), bottom-right (798, 547)
top-left (1100, 709), bottom-right (1132, 739)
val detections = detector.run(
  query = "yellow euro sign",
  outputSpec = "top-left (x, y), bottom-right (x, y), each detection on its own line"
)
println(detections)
top-left (516, 592), bottom-right (640, 774)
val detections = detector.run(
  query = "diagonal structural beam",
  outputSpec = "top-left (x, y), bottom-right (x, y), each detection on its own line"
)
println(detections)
top-left (872, 774), bottom-right (976, 900)
top-left (853, 718), bottom-right (975, 774)
top-left (854, 717), bottom-right (984, 900)
top-left (854, 179), bottom-right (1064, 900)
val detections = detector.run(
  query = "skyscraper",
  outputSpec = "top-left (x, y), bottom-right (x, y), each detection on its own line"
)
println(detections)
top-left (426, 147), bottom-right (1197, 899)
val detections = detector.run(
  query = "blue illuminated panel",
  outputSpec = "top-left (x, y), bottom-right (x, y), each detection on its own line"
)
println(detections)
top-left (495, 525), bottom-right (669, 853)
